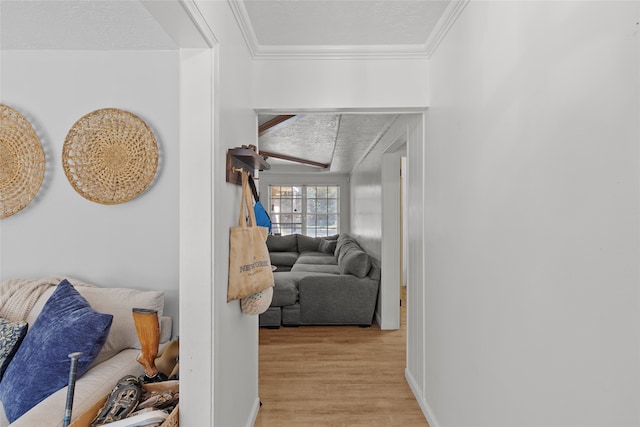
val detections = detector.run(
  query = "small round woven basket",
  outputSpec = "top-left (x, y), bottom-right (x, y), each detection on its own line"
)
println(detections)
top-left (0, 105), bottom-right (46, 219)
top-left (62, 108), bottom-right (158, 205)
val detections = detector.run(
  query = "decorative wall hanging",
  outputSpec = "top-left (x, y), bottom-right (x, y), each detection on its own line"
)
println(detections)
top-left (62, 108), bottom-right (158, 205)
top-left (0, 104), bottom-right (46, 219)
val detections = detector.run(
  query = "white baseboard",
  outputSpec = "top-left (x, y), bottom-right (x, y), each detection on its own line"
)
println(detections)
top-left (405, 368), bottom-right (442, 427)
top-left (246, 396), bottom-right (261, 427)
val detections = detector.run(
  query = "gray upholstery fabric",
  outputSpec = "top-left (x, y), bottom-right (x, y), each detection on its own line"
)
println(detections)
top-left (337, 241), bottom-right (360, 265)
top-left (292, 263), bottom-right (341, 274)
top-left (282, 303), bottom-right (301, 326)
top-left (319, 238), bottom-right (337, 254)
top-left (261, 232), bottom-right (379, 327)
top-left (338, 244), bottom-right (371, 278)
top-left (296, 234), bottom-right (321, 253)
top-left (298, 275), bottom-right (378, 325)
top-left (267, 234), bottom-right (298, 252)
top-left (334, 233), bottom-right (356, 259)
top-left (270, 273), bottom-right (300, 306)
top-left (296, 253), bottom-right (337, 265)
top-left (269, 251), bottom-right (299, 267)
top-left (259, 307), bottom-right (281, 328)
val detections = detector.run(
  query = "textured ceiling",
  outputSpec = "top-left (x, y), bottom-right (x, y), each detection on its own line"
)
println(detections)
top-left (243, 0), bottom-right (448, 46)
top-left (0, 1), bottom-right (178, 50)
top-left (259, 114), bottom-right (399, 174)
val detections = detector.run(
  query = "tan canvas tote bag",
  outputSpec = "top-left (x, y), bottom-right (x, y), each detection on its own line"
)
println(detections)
top-left (227, 171), bottom-right (274, 302)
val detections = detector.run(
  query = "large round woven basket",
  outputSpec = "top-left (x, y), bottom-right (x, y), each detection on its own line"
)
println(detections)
top-left (62, 108), bottom-right (158, 205)
top-left (0, 105), bottom-right (46, 219)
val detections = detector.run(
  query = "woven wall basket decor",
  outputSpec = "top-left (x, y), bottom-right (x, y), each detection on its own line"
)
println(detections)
top-left (62, 108), bottom-right (158, 205)
top-left (0, 105), bottom-right (46, 219)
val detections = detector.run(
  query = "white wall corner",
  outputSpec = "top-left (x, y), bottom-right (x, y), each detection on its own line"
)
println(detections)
top-left (246, 397), bottom-right (261, 427)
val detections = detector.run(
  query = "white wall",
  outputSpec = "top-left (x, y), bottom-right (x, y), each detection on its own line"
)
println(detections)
top-left (420, 2), bottom-right (640, 426)
top-left (0, 50), bottom-right (180, 327)
top-left (194, 2), bottom-right (262, 425)
top-left (350, 116), bottom-right (412, 258)
top-left (253, 58), bottom-right (429, 110)
top-left (258, 172), bottom-right (351, 234)
top-left (350, 115), bottom-right (418, 330)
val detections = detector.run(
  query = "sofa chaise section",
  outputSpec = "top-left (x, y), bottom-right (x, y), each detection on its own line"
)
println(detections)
top-left (261, 233), bottom-right (380, 328)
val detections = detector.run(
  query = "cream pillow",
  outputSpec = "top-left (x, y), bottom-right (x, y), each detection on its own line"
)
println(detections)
top-left (75, 287), bottom-right (164, 366)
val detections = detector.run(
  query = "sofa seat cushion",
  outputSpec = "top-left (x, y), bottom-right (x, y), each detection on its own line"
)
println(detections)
top-left (0, 349), bottom-right (143, 427)
top-left (291, 263), bottom-right (341, 274)
top-left (296, 252), bottom-right (338, 265)
top-left (269, 251), bottom-right (299, 268)
top-left (271, 273), bottom-right (300, 307)
top-left (272, 271), bottom-right (339, 306)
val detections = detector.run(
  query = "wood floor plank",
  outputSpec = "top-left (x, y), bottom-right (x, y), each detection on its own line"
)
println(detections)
top-left (255, 287), bottom-right (428, 426)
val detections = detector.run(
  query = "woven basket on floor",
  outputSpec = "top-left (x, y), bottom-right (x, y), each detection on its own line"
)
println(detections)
top-left (162, 405), bottom-right (179, 427)
top-left (0, 104), bottom-right (46, 219)
top-left (62, 108), bottom-right (158, 204)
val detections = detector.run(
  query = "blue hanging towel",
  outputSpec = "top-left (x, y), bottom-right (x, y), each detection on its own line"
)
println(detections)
top-left (247, 175), bottom-right (271, 232)
top-left (254, 200), bottom-right (271, 232)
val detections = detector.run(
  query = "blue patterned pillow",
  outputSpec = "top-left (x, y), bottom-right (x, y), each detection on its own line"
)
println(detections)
top-left (0, 319), bottom-right (27, 380)
top-left (0, 279), bottom-right (113, 422)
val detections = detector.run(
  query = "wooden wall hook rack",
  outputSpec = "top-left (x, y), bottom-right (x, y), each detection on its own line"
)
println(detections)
top-left (226, 146), bottom-right (271, 185)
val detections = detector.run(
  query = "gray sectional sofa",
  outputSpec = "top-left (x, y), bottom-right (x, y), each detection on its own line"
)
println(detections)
top-left (260, 233), bottom-right (380, 328)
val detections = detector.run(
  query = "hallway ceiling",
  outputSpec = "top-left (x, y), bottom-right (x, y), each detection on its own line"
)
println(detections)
top-left (1, 0), bottom-right (457, 174)
top-left (233, 0), bottom-right (452, 59)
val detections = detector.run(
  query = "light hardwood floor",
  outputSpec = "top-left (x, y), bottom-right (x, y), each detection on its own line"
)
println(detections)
top-left (255, 287), bottom-right (429, 427)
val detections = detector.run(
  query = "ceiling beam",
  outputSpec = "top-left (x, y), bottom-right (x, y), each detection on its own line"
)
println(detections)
top-left (260, 150), bottom-right (329, 169)
top-left (258, 115), bottom-right (296, 136)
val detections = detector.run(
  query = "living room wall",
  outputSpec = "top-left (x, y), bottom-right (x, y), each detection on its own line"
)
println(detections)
top-left (0, 50), bottom-right (180, 328)
top-left (422, 2), bottom-right (639, 426)
top-left (350, 115), bottom-right (415, 258)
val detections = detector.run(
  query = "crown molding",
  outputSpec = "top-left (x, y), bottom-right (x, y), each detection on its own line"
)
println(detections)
top-left (424, 0), bottom-right (469, 58)
top-left (228, 0), bottom-right (259, 57)
top-left (252, 44), bottom-right (431, 61)
top-left (229, 0), bottom-right (469, 61)
top-left (141, 0), bottom-right (217, 48)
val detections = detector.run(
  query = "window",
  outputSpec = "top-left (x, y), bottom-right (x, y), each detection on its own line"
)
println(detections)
top-left (269, 185), bottom-right (340, 237)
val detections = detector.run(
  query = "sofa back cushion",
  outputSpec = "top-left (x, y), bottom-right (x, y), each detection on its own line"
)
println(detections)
top-left (334, 233), bottom-right (372, 278)
top-left (75, 286), bottom-right (164, 366)
top-left (26, 283), bottom-right (165, 367)
top-left (334, 233), bottom-right (356, 259)
top-left (296, 234), bottom-right (321, 253)
top-left (339, 245), bottom-right (372, 278)
top-left (267, 234), bottom-right (298, 252)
